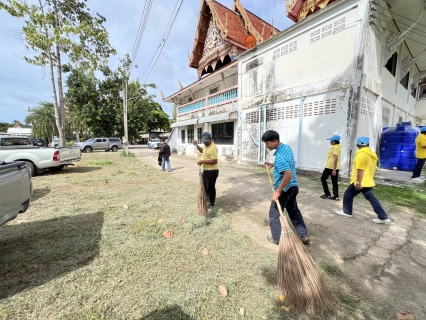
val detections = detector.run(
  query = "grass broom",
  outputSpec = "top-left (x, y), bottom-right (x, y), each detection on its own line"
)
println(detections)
top-left (197, 149), bottom-right (208, 216)
top-left (266, 167), bottom-right (334, 313)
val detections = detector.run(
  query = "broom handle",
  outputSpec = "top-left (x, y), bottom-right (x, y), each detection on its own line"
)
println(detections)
top-left (266, 167), bottom-right (285, 217)
top-left (197, 144), bottom-right (201, 173)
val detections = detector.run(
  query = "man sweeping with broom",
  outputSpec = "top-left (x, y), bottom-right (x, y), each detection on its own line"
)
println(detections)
top-left (262, 130), bottom-right (310, 245)
top-left (193, 132), bottom-right (219, 212)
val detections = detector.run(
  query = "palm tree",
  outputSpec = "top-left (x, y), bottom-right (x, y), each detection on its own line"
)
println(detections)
top-left (25, 101), bottom-right (58, 141)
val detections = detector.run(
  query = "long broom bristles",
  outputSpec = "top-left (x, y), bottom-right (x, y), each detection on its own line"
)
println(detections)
top-left (277, 215), bottom-right (335, 313)
top-left (197, 170), bottom-right (208, 216)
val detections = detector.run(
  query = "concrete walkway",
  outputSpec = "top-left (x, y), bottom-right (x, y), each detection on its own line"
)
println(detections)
top-left (131, 145), bottom-right (426, 318)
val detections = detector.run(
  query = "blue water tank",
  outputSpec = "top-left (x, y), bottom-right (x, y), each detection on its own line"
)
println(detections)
top-left (380, 122), bottom-right (419, 171)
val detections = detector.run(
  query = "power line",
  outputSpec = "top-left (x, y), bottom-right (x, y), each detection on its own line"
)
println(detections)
top-left (129, 0), bottom-right (154, 76)
top-left (140, 0), bottom-right (180, 81)
top-left (141, 0), bottom-right (184, 83)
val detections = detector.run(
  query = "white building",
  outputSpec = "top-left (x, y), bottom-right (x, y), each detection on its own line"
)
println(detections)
top-left (164, 0), bottom-right (426, 174)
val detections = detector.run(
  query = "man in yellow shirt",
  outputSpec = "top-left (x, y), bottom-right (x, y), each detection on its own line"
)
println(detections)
top-left (411, 126), bottom-right (426, 182)
top-left (320, 134), bottom-right (341, 201)
top-left (193, 132), bottom-right (219, 210)
top-left (335, 136), bottom-right (390, 224)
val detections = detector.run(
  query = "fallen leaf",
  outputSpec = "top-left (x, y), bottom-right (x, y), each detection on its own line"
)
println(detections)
top-left (218, 285), bottom-right (228, 297)
top-left (104, 179), bottom-right (108, 184)
top-left (281, 306), bottom-right (291, 313)
top-left (154, 211), bottom-right (159, 214)
top-left (104, 203), bottom-right (107, 206)
top-left (163, 230), bottom-right (174, 239)
top-left (158, 219), bottom-right (164, 224)
top-left (279, 295), bottom-right (285, 302)
top-left (239, 307), bottom-right (245, 316)
top-left (397, 311), bottom-right (415, 320)
top-left (178, 217), bottom-right (184, 223)
top-left (123, 204), bottom-right (128, 209)
top-left (202, 248), bottom-right (209, 255)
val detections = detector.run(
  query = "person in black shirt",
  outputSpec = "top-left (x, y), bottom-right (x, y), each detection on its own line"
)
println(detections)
top-left (160, 140), bottom-right (171, 172)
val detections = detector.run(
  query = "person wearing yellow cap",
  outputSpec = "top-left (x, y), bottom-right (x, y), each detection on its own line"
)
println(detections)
top-left (411, 126), bottom-right (426, 182)
top-left (335, 136), bottom-right (391, 224)
top-left (320, 134), bottom-right (341, 201)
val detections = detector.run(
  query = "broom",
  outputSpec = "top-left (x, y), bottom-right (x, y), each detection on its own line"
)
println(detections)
top-left (197, 148), bottom-right (208, 216)
top-left (266, 167), bottom-right (334, 313)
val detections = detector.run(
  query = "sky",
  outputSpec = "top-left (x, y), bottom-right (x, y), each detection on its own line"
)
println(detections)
top-left (0, 0), bottom-right (294, 124)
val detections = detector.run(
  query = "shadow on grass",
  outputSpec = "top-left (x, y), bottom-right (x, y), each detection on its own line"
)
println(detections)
top-left (54, 166), bottom-right (103, 175)
top-left (140, 305), bottom-right (194, 320)
top-left (0, 211), bottom-right (104, 299)
top-left (31, 188), bottom-right (51, 202)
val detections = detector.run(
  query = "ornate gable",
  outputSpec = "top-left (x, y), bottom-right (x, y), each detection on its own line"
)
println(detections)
top-left (286, 0), bottom-right (336, 22)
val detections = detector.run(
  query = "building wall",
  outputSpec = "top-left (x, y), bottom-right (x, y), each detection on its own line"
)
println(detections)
top-left (237, 1), bottom-right (361, 173)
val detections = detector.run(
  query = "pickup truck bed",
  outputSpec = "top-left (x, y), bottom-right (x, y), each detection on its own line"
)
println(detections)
top-left (0, 136), bottom-right (81, 176)
top-left (0, 161), bottom-right (32, 227)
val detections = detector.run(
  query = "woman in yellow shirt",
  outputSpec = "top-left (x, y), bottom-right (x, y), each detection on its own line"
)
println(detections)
top-left (320, 135), bottom-right (341, 201)
top-left (411, 126), bottom-right (426, 182)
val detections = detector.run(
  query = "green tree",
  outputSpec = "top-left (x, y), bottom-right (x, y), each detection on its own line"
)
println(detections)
top-left (0, 0), bottom-right (116, 146)
top-left (65, 57), bottom-right (171, 138)
top-left (0, 122), bottom-right (14, 133)
top-left (25, 101), bottom-right (58, 140)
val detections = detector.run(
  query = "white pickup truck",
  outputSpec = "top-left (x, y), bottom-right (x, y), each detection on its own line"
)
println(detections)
top-left (0, 136), bottom-right (81, 176)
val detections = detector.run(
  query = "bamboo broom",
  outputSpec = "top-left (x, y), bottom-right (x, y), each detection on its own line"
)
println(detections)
top-left (266, 167), bottom-right (334, 313)
top-left (197, 148), bottom-right (208, 216)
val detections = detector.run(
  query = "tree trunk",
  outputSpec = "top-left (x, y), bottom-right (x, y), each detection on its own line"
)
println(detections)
top-left (53, 0), bottom-right (66, 147)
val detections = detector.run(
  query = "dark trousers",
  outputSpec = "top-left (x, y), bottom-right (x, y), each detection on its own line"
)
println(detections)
top-left (203, 169), bottom-right (219, 206)
top-left (411, 158), bottom-right (426, 178)
top-left (321, 168), bottom-right (339, 197)
top-left (269, 186), bottom-right (308, 243)
top-left (342, 183), bottom-right (388, 220)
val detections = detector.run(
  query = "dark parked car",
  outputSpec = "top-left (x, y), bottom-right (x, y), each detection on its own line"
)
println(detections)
top-left (30, 138), bottom-right (47, 147)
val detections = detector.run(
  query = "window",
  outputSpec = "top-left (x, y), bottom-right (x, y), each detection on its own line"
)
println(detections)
top-left (0, 137), bottom-right (32, 146)
top-left (197, 128), bottom-right (202, 142)
top-left (188, 97), bottom-right (193, 103)
top-left (385, 52), bottom-right (398, 76)
top-left (181, 130), bottom-right (186, 143)
top-left (212, 122), bottom-right (234, 145)
top-left (398, 116), bottom-right (403, 123)
top-left (400, 72), bottom-right (410, 89)
top-left (411, 87), bottom-right (417, 98)
top-left (209, 86), bottom-right (219, 95)
top-left (187, 125), bottom-right (194, 142)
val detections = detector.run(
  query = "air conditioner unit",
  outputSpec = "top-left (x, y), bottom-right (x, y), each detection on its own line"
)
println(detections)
top-left (222, 146), bottom-right (233, 157)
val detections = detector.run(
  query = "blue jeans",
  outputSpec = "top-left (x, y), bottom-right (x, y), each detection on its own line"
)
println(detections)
top-left (269, 186), bottom-right (308, 243)
top-left (342, 183), bottom-right (388, 220)
top-left (411, 158), bottom-right (425, 178)
top-left (161, 156), bottom-right (171, 171)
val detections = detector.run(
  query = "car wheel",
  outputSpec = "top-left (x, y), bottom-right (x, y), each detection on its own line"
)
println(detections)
top-left (111, 145), bottom-right (118, 152)
top-left (83, 146), bottom-right (93, 153)
top-left (24, 161), bottom-right (36, 177)
top-left (105, 149), bottom-right (110, 152)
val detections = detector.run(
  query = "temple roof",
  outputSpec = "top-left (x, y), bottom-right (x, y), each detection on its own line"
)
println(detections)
top-left (189, 0), bottom-right (279, 71)
top-left (286, 0), bottom-right (337, 22)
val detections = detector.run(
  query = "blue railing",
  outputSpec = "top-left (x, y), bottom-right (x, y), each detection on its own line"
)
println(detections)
top-left (208, 88), bottom-right (238, 105)
top-left (177, 86), bottom-right (238, 115)
top-left (178, 99), bottom-right (206, 114)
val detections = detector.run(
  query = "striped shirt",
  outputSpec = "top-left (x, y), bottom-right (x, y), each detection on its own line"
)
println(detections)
top-left (273, 143), bottom-right (298, 191)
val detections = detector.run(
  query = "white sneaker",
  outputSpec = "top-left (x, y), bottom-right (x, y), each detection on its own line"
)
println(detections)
top-left (372, 218), bottom-right (391, 224)
top-left (335, 210), bottom-right (352, 217)
top-left (411, 177), bottom-right (424, 182)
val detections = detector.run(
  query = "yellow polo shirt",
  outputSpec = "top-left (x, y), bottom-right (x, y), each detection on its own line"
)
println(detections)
top-left (350, 147), bottom-right (378, 187)
top-left (415, 133), bottom-right (426, 159)
top-left (201, 141), bottom-right (219, 170)
top-left (325, 145), bottom-right (341, 170)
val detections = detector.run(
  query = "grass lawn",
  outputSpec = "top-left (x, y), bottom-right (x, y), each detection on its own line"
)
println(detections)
top-left (0, 153), bottom-right (395, 319)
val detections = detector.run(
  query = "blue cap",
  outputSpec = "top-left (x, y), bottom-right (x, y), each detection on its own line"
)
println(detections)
top-left (357, 136), bottom-right (370, 146)
top-left (327, 135), bottom-right (340, 141)
top-left (420, 126), bottom-right (426, 132)
top-left (201, 132), bottom-right (212, 143)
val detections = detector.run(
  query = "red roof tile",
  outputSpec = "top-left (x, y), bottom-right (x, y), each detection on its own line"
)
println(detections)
top-left (244, 9), bottom-right (279, 41)
top-left (212, 1), bottom-right (248, 46)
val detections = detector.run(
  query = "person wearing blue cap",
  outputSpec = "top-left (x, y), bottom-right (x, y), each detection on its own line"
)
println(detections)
top-left (193, 132), bottom-right (219, 210)
top-left (411, 126), bottom-right (426, 182)
top-left (320, 134), bottom-right (341, 201)
top-left (262, 130), bottom-right (310, 245)
top-left (335, 136), bottom-right (391, 224)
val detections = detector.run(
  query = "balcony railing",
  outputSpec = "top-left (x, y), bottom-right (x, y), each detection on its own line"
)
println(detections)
top-left (177, 86), bottom-right (238, 116)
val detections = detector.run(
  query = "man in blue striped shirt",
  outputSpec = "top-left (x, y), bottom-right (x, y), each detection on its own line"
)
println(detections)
top-left (262, 130), bottom-right (310, 245)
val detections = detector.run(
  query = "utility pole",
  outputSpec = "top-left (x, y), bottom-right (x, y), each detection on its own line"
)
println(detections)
top-left (123, 79), bottom-right (128, 145)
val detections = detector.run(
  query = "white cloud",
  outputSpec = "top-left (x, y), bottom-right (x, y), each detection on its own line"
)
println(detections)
top-left (0, 0), bottom-right (293, 123)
